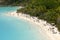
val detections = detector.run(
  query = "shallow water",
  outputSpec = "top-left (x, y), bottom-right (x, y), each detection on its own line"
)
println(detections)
top-left (0, 7), bottom-right (48, 40)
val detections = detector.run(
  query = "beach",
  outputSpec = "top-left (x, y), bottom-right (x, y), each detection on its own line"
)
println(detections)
top-left (5, 11), bottom-right (60, 40)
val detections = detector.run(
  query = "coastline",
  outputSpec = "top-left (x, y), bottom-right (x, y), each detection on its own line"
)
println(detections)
top-left (5, 11), bottom-right (60, 40)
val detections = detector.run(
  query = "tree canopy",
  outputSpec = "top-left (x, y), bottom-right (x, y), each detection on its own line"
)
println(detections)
top-left (17, 0), bottom-right (60, 31)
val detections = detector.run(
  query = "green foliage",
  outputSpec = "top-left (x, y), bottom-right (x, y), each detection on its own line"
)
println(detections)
top-left (17, 0), bottom-right (60, 31)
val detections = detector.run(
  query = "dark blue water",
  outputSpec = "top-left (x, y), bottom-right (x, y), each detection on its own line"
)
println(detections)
top-left (0, 7), bottom-right (48, 40)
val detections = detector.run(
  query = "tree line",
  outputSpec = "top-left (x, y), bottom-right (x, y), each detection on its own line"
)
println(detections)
top-left (17, 0), bottom-right (60, 31)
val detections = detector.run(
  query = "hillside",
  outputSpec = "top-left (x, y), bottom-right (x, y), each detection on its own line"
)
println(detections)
top-left (17, 0), bottom-right (60, 31)
top-left (0, 0), bottom-right (21, 6)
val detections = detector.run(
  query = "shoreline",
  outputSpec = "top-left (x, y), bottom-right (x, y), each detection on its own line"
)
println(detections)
top-left (5, 11), bottom-right (60, 40)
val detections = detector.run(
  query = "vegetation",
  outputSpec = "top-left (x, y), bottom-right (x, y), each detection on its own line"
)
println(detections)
top-left (17, 0), bottom-right (60, 31)
top-left (0, 0), bottom-right (23, 6)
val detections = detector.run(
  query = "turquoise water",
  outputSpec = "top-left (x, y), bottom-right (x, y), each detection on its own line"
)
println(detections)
top-left (0, 7), bottom-right (18, 14)
top-left (0, 7), bottom-right (48, 40)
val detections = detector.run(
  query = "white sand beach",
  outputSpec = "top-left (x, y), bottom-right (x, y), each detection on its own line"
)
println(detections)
top-left (5, 11), bottom-right (60, 40)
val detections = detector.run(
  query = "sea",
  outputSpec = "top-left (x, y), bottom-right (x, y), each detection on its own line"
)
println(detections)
top-left (0, 6), bottom-right (49, 40)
